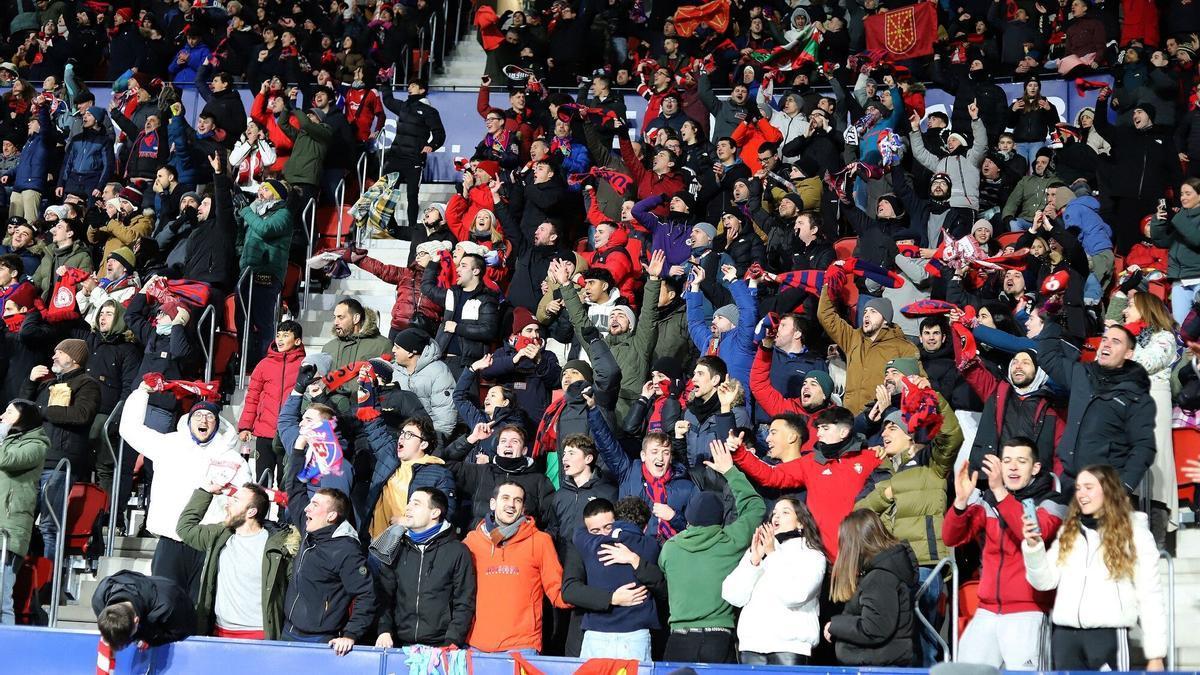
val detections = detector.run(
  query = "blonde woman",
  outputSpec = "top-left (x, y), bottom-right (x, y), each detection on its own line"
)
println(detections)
top-left (1022, 465), bottom-right (1167, 670)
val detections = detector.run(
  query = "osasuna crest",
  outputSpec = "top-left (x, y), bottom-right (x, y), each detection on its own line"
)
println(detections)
top-left (53, 285), bottom-right (74, 309)
top-left (883, 6), bottom-right (918, 55)
top-left (854, 462), bottom-right (864, 474)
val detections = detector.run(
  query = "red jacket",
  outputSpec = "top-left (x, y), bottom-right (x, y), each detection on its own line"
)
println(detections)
top-left (617, 134), bottom-right (686, 213)
top-left (582, 216), bottom-right (640, 308)
top-left (732, 443), bottom-right (880, 560)
top-left (942, 490), bottom-right (1065, 614)
top-left (237, 343), bottom-right (306, 438)
top-left (343, 87), bottom-right (385, 143)
top-left (749, 347), bottom-right (831, 451)
top-left (356, 256), bottom-right (442, 333)
top-left (250, 91), bottom-right (297, 173)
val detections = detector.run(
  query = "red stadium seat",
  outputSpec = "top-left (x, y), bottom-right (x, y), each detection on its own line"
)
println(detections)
top-left (957, 579), bottom-right (981, 635)
top-left (995, 231), bottom-right (1024, 249)
top-left (315, 205), bottom-right (355, 251)
top-left (1174, 428), bottom-right (1200, 506)
top-left (12, 557), bottom-right (53, 625)
top-left (64, 483), bottom-right (107, 559)
top-left (833, 236), bottom-right (857, 260)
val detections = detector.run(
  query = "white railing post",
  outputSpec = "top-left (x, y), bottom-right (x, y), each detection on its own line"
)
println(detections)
top-left (45, 458), bottom-right (71, 627)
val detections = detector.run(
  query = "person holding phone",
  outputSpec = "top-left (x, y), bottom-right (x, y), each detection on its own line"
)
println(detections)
top-left (1149, 177), bottom-right (1200, 323)
top-left (942, 439), bottom-right (1065, 669)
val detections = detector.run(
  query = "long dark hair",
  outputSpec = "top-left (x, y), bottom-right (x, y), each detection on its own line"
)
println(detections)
top-left (830, 510), bottom-right (902, 602)
top-left (6, 399), bottom-right (42, 433)
top-left (777, 497), bottom-right (829, 560)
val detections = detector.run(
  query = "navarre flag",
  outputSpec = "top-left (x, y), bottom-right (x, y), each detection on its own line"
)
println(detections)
top-left (749, 24), bottom-right (822, 71)
top-left (866, 4), bottom-right (937, 59)
top-left (673, 0), bottom-right (730, 37)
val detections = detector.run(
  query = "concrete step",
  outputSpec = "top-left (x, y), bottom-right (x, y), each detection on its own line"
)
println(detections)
top-left (111, 536), bottom-right (157, 557)
top-left (56, 619), bottom-right (98, 632)
top-left (96, 556), bottom-right (152, 579)
top-left (52, 601), bottom-right (98, 624)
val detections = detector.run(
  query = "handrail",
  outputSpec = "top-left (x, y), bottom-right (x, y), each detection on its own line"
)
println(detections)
top-left (914, 555), bottom-right (959, 663)
top-left (1160, 550), bottom-right (1176, 671)
top-left (0, 528), bottom-right (9, 620)
top-left (103, 401), bottom-right (124, 557)
top-left (45, 458), bottom-right (71, 628)
top-left (234, 266), bottom-right (253, 389)
top-left (197, 304), bottom-right (216, 382)
top-left (258, 469), bottom-right (273, 490)
top-left (334, 177), bottom-right (347, 249)
top-left (299, 197), bottom-right (318, 316)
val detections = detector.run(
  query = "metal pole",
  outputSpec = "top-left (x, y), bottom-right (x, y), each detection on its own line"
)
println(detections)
top-left (951, 552), bottom-right (960, 661)
top-left (334, 178), bottom-right (347, 248)
top-left (103, 401), bottom-right (124, 557)
top-left (299, 197), bottom-right (316, 315)
top-left (1161, 550), bottom-right (1176, 671)
top-left (913, 556), bottom-right (955, 663)
top-left (198, 304), bottom-right (215, 382)
top-left (46, 458), bottom-right (71, 628)
top-left (0, 529), bottom-right (9, 619)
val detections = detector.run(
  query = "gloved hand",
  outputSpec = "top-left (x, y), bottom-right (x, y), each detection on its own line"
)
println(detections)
top-left (293, 363), bottom-right (318, 394)
top-left (754, 312), bottom-right (780, 344)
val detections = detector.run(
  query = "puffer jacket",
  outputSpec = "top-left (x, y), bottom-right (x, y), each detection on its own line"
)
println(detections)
top-left (1023, 512), bottom-right (1167, 659)
top-left (177, 489), bottom-right (298, 639)
top-left (828, 543), bottom-right (919, 666)
top-left (355, 256), bottom-right (441, 334)
top-left (375, 521), bottom-right (476, 647)
top-left (1008, 96), bottom-right (1059, 143)
top-left (450, 455), bottom-right (556, 528)
top-left (119, 389), bottom-right (251, 541)
top-left (284, 519), bottom-right (376, 640)
top-left (1150, 205), bottom-right (1200, 280)
top-left (239, 199), bottom-right (292, 282)
top-left (817, 286), bottom-right (920, 413)
top-left (74, 300), bottom-right (141, 415)
top-left (321, 307), bottom-right (393, 371)
top-left (548, 471), bottom-right (619, 550)
top-left (59, 126), bottom-right (113, 195)
top-left (856, 395), bottom-right (962, 566)
top-left (419, 265), bottom-right (501, 364)
top-left (583, 225), bottom-right (638, 304)
top-left (390, 341), bottom-right (457, 436)
top-left (0, 427), bottom-right (49, 556)
top-left (238, 343), bottom-right (306, 438)
top-left (22, 367), bottom-right (101, 481)
top-left (721, 532), bottom-right (826, 656)
top-left (11, 104), bottom-right (53, 191)
top-left (910, 118), bottom-right (988, 210)
top-left (382, 87), bottom-right (446, 167)
top-left (1060, 195), bottom-right (1113, 255)
top-left (281, 109), bottom-right (333, 188)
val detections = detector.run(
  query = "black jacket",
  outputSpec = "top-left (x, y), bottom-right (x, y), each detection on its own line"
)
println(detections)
top-left (375, 524), bottom-right (475, 646)
top-left (382, 88), bottom-right (446, 167)
top-left (494, 188), bottom-right (566, 313)
top-left (22, 367), bottom-right (101, 479)
top-left (1037, 323), bottom-right (1157, 491)
top-left (720, 228), bottom-right (767, 276)
top-left (91, 571), bottom-right (195, 646)
top-left (450, 456), bottom-right (556, 528)
top-left (964, 363), bottom-right (1061, 489)
top-left (201, 89), bottom-right (248, 149)
top-left (177, 173), bottom-right (238, 291)
top-left (125, 293), bottom-right (196, 412)
top-left (828, 543), bottom-right (918, 666)
top-left (921, 343), bottom-right (983, 413)
top-left (420, 265), bottom-right (500, 363)
top-left (76, 328), bottom-right (141, 416)
top-left (284, 518), bottom-right (377, 640)
top-left (0, 311), bottom-right (52, 408)
top-left (548, 471), bottom-right (619, 551)
top-left (1094, 106), bottom-right (1182, 200)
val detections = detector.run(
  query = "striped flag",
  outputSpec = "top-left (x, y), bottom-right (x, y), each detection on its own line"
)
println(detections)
top-left (749, 24), bottom-right (822, 71)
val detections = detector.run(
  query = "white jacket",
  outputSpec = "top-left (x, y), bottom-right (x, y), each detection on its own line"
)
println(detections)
top-left (721, 535), bottom-right (826, 656)
top-left (119, 389), bottom-right (251, 541)
top-left (229, 138), bottom-right (277, 194)
top-left (1022, 512), bottom-right (1167, 659)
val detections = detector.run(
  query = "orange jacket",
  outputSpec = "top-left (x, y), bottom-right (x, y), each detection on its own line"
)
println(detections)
top-left (464, 517), bottom-right (570, 653)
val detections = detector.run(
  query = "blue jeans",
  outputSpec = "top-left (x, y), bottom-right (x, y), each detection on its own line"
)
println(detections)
top-left (0, 552), bottom-right (19, 625)
top-left (1009, 217), bottom-right (1034, 232)
top-left (37, 470), bottom-right (67, 565)
top-left (1171, 280), bottom-right (1200, 324)
top-left (1015, 142), bottom-right (1045, 169)
top-left (915, 566), bottom-right (946, 666)
top-left (580, 629), bottom-right (652, 662)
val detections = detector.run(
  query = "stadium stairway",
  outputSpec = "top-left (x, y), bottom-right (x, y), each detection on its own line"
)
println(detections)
top-left (435, 31), bottom-right (488, 88)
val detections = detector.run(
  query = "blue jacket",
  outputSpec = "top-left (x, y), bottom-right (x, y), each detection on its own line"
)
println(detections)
top-left (857, 86), bottom-right (904, 165)
top-left (0, 245), bottom-right (40, 277)
top-left (573, 520), bottom-right (661, 632)
top-left (767, 347), bottom-right (827, 403)
top-left (477, 342), bottom-right (562, 427)
top-left (685, 279), bottom-right (757, 393)
top-left (554, 136), bottom-right (591, 178)
top-left (363, 416), bottom-right (457, 529)
top-left (682, 408), bottom-right (751, 468)
top-left (1060, 196), bottom-right (1114, 255)
top-left (59, 128), bottom-right (113, 195)
top-left (276, 393), bottom-right (355, 502)
top-left (11, 105), bottom-right (53, 191)
top-left (589, 406), bottom-right (695, 537)
top-left (168, 43), bottom-right (211, 85)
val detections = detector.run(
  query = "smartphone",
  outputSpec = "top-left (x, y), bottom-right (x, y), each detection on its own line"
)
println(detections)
top-left (1021, 498), bottom-right (1041, 535)
top-left (1159, 198), bottom-right (1168, 212)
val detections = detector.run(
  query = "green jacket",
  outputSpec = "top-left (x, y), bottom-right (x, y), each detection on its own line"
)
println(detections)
top-left (239, 201), bottom-right (292, 282)
top-left (1001, 171), bottom-right (1059, 222)
top-left (282, 110), bottom-right (333, 187)
top-left (321, 308), bottom-right (393, 371)
top-left (31, 240), bottom-right (95, 301)
top-left (176, 489), bottom-right (299, 639)
top-left (1150, 206), bottom-right (1200, 280)
top-left (659, 466), bottom-right (766, 630)
top-left (856, 395), bottom-right (962, 566)
top-left (652, 297), bottom-right (696, 370)
top-left (565, 278), bottom-right (661, 420)
top-left (0, 428), bottom-right (49, 556)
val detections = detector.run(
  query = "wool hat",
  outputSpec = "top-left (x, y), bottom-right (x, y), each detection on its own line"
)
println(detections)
top-left (392, 327), bottom-right (431, 355)
top-left (180, 191), bottom-right (203, 207)
top-left (713, 303), bottom-right (740, 326)
top-left (189, 400), bottom-right (222, 420)
top-left (1034, 146), bottom-right (1055, 162)
top-left (972, 218), bottom-right (993, 238)
top-left (7, 282), bottom-right (38, 311)
top-left (0, 63), bottom-right (18, 79)
top-left (108, 246), bottom-right (136, 272)
top-left (780, 193), bottom-right (806, 212)
top-left (44, 204), bottom-right (70, 221)
top-left (1134, 102), bottom-right (1156, 122)
top-left (672, 190), bottom-right (696, 213)
top-left (86, 106), bottom-right (104, 123)
top-left (475, 160), bottom-right (501, 178)
top-left (118, 185), bottom-right (143, 208)
top-left (930, 172), bottom-right (953, 189)
top-left (424, 202), bottom-right (447, 220)
top-left (805, 370), bottom-right (835, 398)
top-left (692, 221), bottom-right (717, 241)
top-left (864, 297), bottom-right (895, 324)
top-left (885, 356), bottom-right (921, 376)
top-left (611, 305), bottom-right (637, 330)
top-left (55, 339), bottom-right (89, 367)
top-left (877, 194), bottom-right (905, 218)
top-left (651, 356), bottom-right (683, 383)
top-left (685, 491), bottom-right (724, 527)
top-left (944, 130), bottom-right (969, 149)
top-left (262, 179), bottom-right (288, 202)
top-left (882, 409), bottom-right (908, 433)
top-left (511, 306), bottom-right (538, 335)
top-left (563, 359), bottom-right (594, 382)
top-left (414, 239), bottom-right (452, 259)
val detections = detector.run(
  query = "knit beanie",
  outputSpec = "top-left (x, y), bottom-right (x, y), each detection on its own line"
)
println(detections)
top-left (563, 359), bottom-right (594, 382)
top-left (885, 357), bottom-right (921, 376)
top-left (611, 305), bottom-right (637, 330)
top-left (713, 303), bottom-right (740, 326)
top-left (864, 297), bottom-right (894, 324)
top-left (692, 221), bottom-right (717, 241)
top-left (972, 218), bottom-right (993, 239)
top-left (262, 179), bottom-right (288, 202)
top-left (55, 339), bottom-right (89, 367)
top-left (685, 491), bottom-right (724, 527)
top-left (511, 306), bottom-right (538, 335)
top-left (392, 327), bottom-right (431, 355)
top-left (805, 370), bottom-right (835, 398)
top-left (108, 247), bottom-right (136, 273)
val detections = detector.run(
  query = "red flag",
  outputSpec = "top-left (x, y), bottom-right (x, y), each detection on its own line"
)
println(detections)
top-left (474, 5), bottom-right (505, 51)
top-left (673, 0), bottom-right (730, 37)
top-left (865, 4), bottom-right (937, 59)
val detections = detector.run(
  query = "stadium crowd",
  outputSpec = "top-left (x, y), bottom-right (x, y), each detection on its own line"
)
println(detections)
top-left (1, 0), bottom-right (1199, 671)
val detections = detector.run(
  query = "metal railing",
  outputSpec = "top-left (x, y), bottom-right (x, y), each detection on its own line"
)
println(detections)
top-left (197, 304), bottom-right (216, 382)
top-left (103, 402), bottom-right (124, 558)
top-left (234, 266), bottom-right (254, 389)
top-left (44, 458), bottom-right (71, 628)
top-left (914, 555), bottom-right (960, 663)
top-left (298, 197), bottom-right (318, 316)
top-left (0, 528), bottom-right (9, 618)
top-left (1161, 550), bottom-right (1176, 671)
top-left (333, 177), bottom-right (347, 249)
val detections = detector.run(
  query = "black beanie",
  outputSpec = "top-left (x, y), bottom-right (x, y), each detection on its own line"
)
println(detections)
top-left (392, 327), bottom-right (431, 355)
top-left (685, 491), bottom-right (724, 527)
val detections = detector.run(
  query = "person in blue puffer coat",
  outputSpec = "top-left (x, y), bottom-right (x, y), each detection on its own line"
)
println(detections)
top-left (57, 106), bottom-right (113, 198)
top-left (9, 101), bottom-right (55, 217)
top-left (856, 87), bottom-right (905, 166)
top-left (167, 31), bottom-right (211, 86)
top-left (1057, 182), bottom-right (1115, 291)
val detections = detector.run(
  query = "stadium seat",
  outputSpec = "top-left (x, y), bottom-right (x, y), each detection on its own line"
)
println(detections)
top-left (1174, 427), bottom-right (1200, 506)
top-left (12, 556), bottom-right (53, 625)
top-left (833, 236), bottom-right (857, 260)
top-left (956, 579), bottom-right (980, 635)
top-left (995, 231), bottom-right (1024, 249)
top-left (315, 204), bottom-right (356, 251)
top-left (64, 484), bottom-right (109, 560)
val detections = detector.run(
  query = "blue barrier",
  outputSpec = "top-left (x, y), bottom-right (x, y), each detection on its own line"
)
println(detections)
top-left (0, 625), bottom-right (1184, 675)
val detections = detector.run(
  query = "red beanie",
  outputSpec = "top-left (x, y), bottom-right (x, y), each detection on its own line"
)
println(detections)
top-left (475, 160), bottom-right (501, 178)
top-left (511, 306), bottom-right (537, 336)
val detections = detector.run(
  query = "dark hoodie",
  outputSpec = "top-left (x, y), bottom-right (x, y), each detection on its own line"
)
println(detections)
top-left (75, 299), bottom-right (141, 415)
top-left (450, 454), bottom-right (556, 528)
top-left (1037, 323), bottom-right (1157, 490)
top-left (828, 542), bottom-right (919, 666)
top-left (91, 571), bottom-right (195, 646)
top-left (549, 470), bottom-right (619, 551)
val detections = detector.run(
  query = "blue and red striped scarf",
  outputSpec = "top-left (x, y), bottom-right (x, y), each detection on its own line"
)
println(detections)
top-left (642, 463), bottom-right (676, 540)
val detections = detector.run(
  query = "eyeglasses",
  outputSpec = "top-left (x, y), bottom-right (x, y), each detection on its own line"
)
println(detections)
top-left (192, 411), bottom-right (217, 421)
top-left (486, 116), bottom-right (503, 122)
top-left (399, 430), bottom-right (426, 442)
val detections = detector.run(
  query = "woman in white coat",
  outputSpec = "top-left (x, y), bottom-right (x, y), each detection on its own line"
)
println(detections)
top-left (1108, 290), bottom-right (1179, 547)
top-left (721, 497), bottom-right (828, 665)
top-left (1021, 465), bottom-right (1167, 671)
